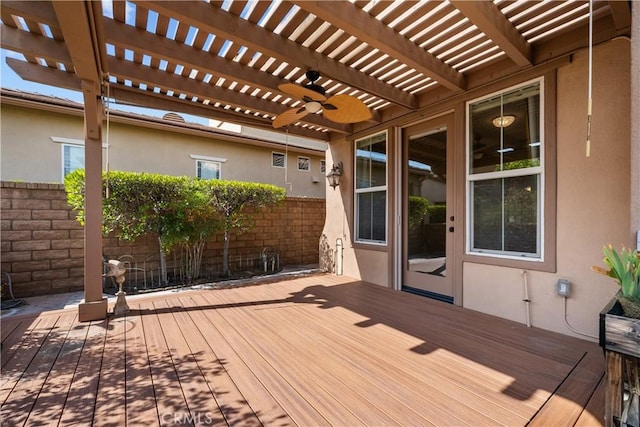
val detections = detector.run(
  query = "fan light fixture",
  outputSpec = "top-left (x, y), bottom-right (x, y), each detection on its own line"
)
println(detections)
top-left (273, 70), bottom-right (372, 129)
top-left (305, 101), bottom-right (323, 113)
top-left (326, 161), bottom-right (343, 190)
top-left (492, 115), bottom-right (516, 128)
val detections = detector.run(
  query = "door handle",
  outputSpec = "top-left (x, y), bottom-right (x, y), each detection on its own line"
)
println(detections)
top-left (449, 226), bottom-right (454, 232)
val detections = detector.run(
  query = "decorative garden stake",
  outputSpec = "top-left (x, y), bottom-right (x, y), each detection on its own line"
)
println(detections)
top-left (104, 260), bottom-right (129, 316)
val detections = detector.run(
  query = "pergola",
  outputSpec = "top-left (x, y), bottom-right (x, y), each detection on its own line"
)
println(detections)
top-left (0, 0), bottom-right (634, 321)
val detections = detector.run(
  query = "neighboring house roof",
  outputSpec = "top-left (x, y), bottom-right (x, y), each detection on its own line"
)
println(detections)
top-left (0, 88), bottom-right (327, 156)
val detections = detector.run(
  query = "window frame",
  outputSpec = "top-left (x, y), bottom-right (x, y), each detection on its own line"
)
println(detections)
top-left (61, 143), bottom-right (85, 180)
top-left (272, 152), bottom-right (285, 168)
top-left (354, 130), bottom-right (388, 246)
top-left (465, 77), bottom-right (548, 264)
top-left (196, 159), bottom-right (222, 180)
top-left (189, 154), bottom-right (226, 180)
top-left (297, 156), bottom-right (310, 172)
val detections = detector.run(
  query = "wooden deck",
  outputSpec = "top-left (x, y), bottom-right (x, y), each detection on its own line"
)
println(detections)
top-left (1, 274), bottom-right (605, 426)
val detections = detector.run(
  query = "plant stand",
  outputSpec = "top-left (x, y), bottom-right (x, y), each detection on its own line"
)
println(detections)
top-left (600, 298), bottom-right (640, 427)
top-left (104, 260), bottom-right (129, 317)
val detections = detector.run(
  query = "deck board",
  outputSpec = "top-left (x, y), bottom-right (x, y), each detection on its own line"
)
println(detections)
top-left (26, 315), bottom-right (89, 426)
top-left (178, 294), bottom-right (295, 426)
top-left (188, 293), bottom-right (330, 426)
top-left (123, 307), bottom-right (158, 426)
top-left (252, 288), bottom-right (530, 424)
top-left (1, 313), bottom-right (76, 425)
top-left (575, 375), bottom-right (606, 427)
top-left (151, 299), bottom-right (227, 425)
top-left (0, 274), bottom-right (605, 426)
top-left (93, 314), bottom-right (127, 426)
top-left (529, 350), bottom-right (605, 426)
top-left (165, 301), bottom-right (263, 426)
top-left (58, 319), bottom-right (108, 426)
top-left (201, 288), bottom-right (419, 426)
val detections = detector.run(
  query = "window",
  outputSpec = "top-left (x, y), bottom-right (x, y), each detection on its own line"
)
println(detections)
top-left (272, 152), bottom-right (285, 168)
top-left (467, 79), bottom-right (543, 259)
top-left (196, 160), bottom-right (221, 180)
top-left (320, 160), bottom-right (326, 174)
top-left (298, 156), bottom-right (310, 171)
top-left (355, 132), bottom-right (387, 244)
top-left (190, 154), bottom-right (226, 179)
top-left (62, 144), bottom-right (84, 178)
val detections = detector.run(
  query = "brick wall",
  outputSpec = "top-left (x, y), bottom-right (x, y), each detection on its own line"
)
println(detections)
top-left (1, 181), bottom-right (325, 297)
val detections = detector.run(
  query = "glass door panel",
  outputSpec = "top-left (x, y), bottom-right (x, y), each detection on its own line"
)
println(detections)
top-left (403, 117), bottom-right (454, 301)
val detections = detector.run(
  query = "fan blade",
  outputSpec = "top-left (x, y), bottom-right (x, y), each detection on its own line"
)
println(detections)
top-left (278, 83), bottom-right (326, 102)
top-left (322, 94), bottom-right (372, 124)
top-left (272, 107), bottom-right (309, 128)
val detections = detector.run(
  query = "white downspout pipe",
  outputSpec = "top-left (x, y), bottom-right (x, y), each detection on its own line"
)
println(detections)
top-left (335, 238), bottom-right (343, 276)
top-left (522, 270), bottom-right (532, 327)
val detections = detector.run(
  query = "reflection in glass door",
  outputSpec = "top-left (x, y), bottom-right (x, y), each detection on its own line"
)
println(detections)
top-left (403, 118), bottom-right (453, 302)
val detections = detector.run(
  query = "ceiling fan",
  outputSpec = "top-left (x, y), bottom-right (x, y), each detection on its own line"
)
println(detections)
top-left (272, 70), bottom-right (372, 129)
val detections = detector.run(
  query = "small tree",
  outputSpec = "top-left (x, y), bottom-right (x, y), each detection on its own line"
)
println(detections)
top-left (66, 170), bottom-right (215, 285)
top-left (169, 179), bottom-right (221, 282)
top-left (202, 180), bottom-right (286, 277)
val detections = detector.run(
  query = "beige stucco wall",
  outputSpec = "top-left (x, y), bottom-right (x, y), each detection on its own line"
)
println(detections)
top-left (323, 39), bottom-right (632, 339)
top-left (322, 137), bottom-right (391, 285)
top-left (0, 105), bottom-right (326, 199)
top-left (0, 107), bottom-right (85, 183)
top-left (465, 39), bottom-right (631, 339)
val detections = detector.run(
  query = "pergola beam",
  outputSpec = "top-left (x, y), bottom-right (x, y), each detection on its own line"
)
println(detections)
top-left (108, 86), bottom-right (331, 141)
top-left (143, 0), bottom-right (416, 110)
top-left (107, 58), bottom-right (351, 134)
top-left (6, 57), bottom-right (329, 141)
top-left (608, 0), bottom-right (631, 32)
top-left (0, 0), bottom-right (58, 27)
top-left (1, 25), bottom-right (72, 68)
top-left (291, 0), bottom-right (466, 92)
top-left (450, 0), bottom-right (532, 67)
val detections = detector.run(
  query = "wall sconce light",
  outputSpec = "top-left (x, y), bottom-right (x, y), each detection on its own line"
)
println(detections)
top-left (326, 161), bottom-right (343, 190)
top-left (492, 115), bottom-right (516, 128)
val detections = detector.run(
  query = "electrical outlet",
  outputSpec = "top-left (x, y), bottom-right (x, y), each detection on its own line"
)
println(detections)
top-left (556, 279), bottom-right (571, 297)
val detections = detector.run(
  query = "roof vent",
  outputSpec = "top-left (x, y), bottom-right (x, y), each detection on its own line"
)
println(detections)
top-left (162, 112), bottom-right (185, 123)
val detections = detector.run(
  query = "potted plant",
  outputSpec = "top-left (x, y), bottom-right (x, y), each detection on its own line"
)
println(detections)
top-left (593, 245), bottom-right (640, 319)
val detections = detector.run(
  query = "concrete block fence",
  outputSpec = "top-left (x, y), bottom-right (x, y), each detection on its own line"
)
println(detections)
top-left (1, 181), bottom-right (325, 298)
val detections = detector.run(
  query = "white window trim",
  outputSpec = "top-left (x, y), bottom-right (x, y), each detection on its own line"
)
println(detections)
top-left (51, 136), bottom-right (108, 149)
top-left (60, 144), bottom-right (85, 181)
top-left (465, 77), bottom-right (545, 262)
top-left (354, 130), bottom-right (388, 246)
top-left (190, 154), bottom-right (226, 180)
top-left (272, 152), bottom-right (286, 168)
top-left (195, 159), bottom-right (222, 180)
top-left (189, 154), bottom-right (228, 163)
top-left (297, 156), bottom-right (310, 172)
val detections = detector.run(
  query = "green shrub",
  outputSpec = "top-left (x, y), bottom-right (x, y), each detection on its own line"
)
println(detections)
top-left (65, 170), bottom-right (286, 283)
